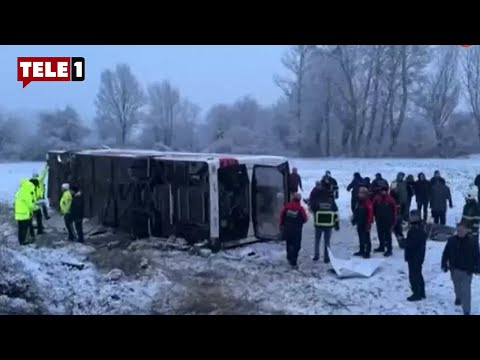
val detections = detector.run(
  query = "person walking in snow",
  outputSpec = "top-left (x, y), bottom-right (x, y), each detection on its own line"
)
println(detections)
top-left (442, 220), bottom-right (480, 315)
top-left (373, 185), bottom-right (396, 257)
top-left (60, 183), bottom-right (74, 241)
top-left (405, 210), bottom-right (427, 302)
top-left (288, 168), bottom-right (303, 198)
top-left (414, 173), bottom-right (430, 222)
top-left (371, 173), bottom-right (389, 197)
top-left (390, 182), bottom-right (406, 249)
top-left (14, 179), bottom-right (36, 245)
top-left (311, 185), bottom-right (339, 263)
top-left (32, 162), bottom-right (50, 220)
top-left (347, 172), bottom-right (364, 214)
top-left (324, 171), bottom-right (339, 199)
top-left (430, 178), bottom-right (453, 226)
top-left (70, 185), bottom-right (84, 243)
top-left (461, 187), bottom-right (480, 240)
top-left (280, 193), bottom-right (308, 269)
top-left (391, 172), bottom-right (409, 222)
top-left (352, 187), bottom-right (373, 258)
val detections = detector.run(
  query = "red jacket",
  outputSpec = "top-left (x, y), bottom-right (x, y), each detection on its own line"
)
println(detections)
top-left (373, 193), bottom-right (397, 227)
top-left (280, 199), bottom-right (308, 226)
top-left (353, 198), bottom-right (374, 229)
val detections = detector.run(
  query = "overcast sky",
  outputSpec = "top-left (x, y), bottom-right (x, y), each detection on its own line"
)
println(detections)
top-left (0, 45), bottom-right (289, 121)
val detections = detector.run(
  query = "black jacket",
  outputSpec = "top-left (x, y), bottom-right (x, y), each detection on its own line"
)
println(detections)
top-left (371, 178), bottom-right (389, 196)
top-left (430, 183), bottom-right (452, 212)
top-left (430, 176), bottom-right (445, 187)
top-left (405, 224), bottom-right (427, 263)
top-left (327, 177), bottom-right (339, 199)
top-left (289, 173), bottom-right (302, 193)
top-left (70, 192), bottom-right (84, 221)
top-left (347, 176), bottom-right (364, 200)
top-left (442, 235), bottom-right (480, 273)
top-left (414, 179), bottom-right (430, 204)
top-left (462, 200), bottom-right (480, 237)
top-left (406, 178), bottom-right (415, 199)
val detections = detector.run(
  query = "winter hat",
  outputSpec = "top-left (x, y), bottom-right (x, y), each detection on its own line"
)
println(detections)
top-left (409, 210), bottom-right (421, 223)
top-left (61, 183), bottom-right (70, 190)
top-left (375, 173), bottom-right (382, 179)
top-left (326, 171), bottom-right (331, 176)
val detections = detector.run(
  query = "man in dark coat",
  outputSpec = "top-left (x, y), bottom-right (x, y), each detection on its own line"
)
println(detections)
top-left (308, 181), bottom-right (322, 207)
top-left (405, 210), bottom-right (427, 302)
top-left (414, 173), bottom-right (430, 222)
top-left (324, 171), bottom-right (339, 199)
top-left (347, 172), bottom-right (364, 214)
top-left (373, 185), bottom-right (397, 257)
top-left (442, 221), bottom-right (480, 315)
top-left (311, 186), bottom-right (339, 263)
top-left (406, 174), bottom-right (416, 214)
top-left (461, 187), bottom-right (480, 240)
top-left (391, 172), bottom-right (409, 222)
top-left (430, 170), bottom-right (445, 187)
top-left (371, 173), bottom-right (389, 197)
top-left (280, 193), bottom-right (308, 269)
top-left (352, 187), bottom-right (374, 258)
top-left (288, 168), bottom-right (303, 197)
top-left (390, 181), bottom-right (406, 249)
top-left (430, 178), bottom-right (453, 225)
top-left (70, 185), bottom-right (85, 243)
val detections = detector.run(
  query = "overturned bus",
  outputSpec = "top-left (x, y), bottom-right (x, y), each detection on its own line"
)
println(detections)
top-left (47, 149), bottom-right (290, 250)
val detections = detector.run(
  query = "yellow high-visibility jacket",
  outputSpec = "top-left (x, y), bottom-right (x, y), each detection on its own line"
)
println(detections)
top-left (14, 179), bottom-right (35, 221)
top-left (34, 164), bottom-right (48, 199)
top-left (60, 190), bottom-right (72, 215)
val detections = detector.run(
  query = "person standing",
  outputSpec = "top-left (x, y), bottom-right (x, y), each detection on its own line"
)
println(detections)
top-left (414, 173), bottom-right (430, 222)
top-left (352, 187), bottom-right (373, 258)
top-left (391, 172), bottom-right (409, 222)
top-left (70, 185), bottom-right (84, 243)
top-left (461, 187), bottom-right (480, 240)
top-left (371, 173), bottom-right (389, 197)
top-left (390, 182), bottom-right (406, 249)
top-left (347, 172), bottom-right (364, 214)
top-left (14, 179), bottom-right (36, 245)
top-left (280, 193), bottom-right (308, 269)
top-left (324, 171), bottom-right (339, 199)
top-left (442, 221), bottom-right (480, 315)
top-left (406, 174), bottom-right (416, 214)
top-left (372, 185), bottom-right (396, 257)
top-left (29, 178), bottom-right (44, 235)
top-left (405, 210), bottom-right (427, 302)
top-left (430, 178), bottom-right (453, 225)
top-left (311, 186), bottom-right (339, 263)
top-left (288, 167), bottom-right (303, 198)
top-left (430, 170), bottom-right (445, 187)
top-left (60, 183), bottom-right (74, 241)
top-left (32, 162), bottom-right (49, 220)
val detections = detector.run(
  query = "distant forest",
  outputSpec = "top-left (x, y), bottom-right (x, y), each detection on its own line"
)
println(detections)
top-left (2, 45), bottom-right (480, 161)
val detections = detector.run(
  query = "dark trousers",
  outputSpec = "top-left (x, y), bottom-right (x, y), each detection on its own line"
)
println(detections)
top-left (314, 227), bottom-right (332, 261)
top-left (376, 223), bottom-right (392, 252)
top-left (357, 227), bottom-right (371, 255)
top-left (74, 220), bottom-right (84, 243)
top-left (417, 201), bottom-right (428, 221)
top-left (285, 235), bottom-right (302, 266)
top-left (41, 202), bottom-right (49, 218)
top-left (393, 210), bottom-right (405, 248)
top-left (400, 203), bottom-right (409, 222)
top-left (64, 214), bottom-right (75, 241)
top-left (33, 209), bottom-right (43, 234)
top-left (408, 261), bottom-right (425, 297)
top-left (17, 220), bottom-right (31, 245)
top-left (432, 211), bottom-right (446, 225)
top-left (351, 197), bottom-right (357, 214)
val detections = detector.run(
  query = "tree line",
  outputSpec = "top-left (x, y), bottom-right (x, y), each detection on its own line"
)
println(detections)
top-left (1, 45), bottom-right (480, 161)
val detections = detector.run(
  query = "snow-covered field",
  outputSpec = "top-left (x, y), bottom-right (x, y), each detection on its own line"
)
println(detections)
top-left (1, 157), bottom-right (480, 315)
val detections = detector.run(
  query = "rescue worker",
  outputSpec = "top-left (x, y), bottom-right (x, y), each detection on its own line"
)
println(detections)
top-left (372, 185), bottom-right (396, 257)
top-left (430, 170), bottom-right (445, 187)
top-left (414, 173), bottom-right (430, 222)
top-left (280, 193), bottom-right (308, 269)
top-left (28, 178), bottom-right (44, 235)
top-left (406, 174), bottom-right (416, 214)
top-left (461, 187), bottom-right (480, 240)
top-left (390, 182), bottom-right (406, 249)
top-left (371, 173), bottom-right (389, 197)
top-left (347, 172), bottom-right (364, 214)
top-left (430, 178), bottom-right (453, 226)
top-left (442, 220), bottom-right (480, 315)
top-left (70, 185), bottom-right (84, 243)
top-left (352, 187), bottom-right (373, 258)
top-left (60, 183), bottom-right (74, 241)
top-left (324, 171), bottom-right (339, 199)
top-left (32, 163), bottom-right (49, 220)
top-left (311, 185), bottom-right (339, 263)
top-left (391, 172), bottom-right (409, 222)
top-left (14, 179), bottom-right (36, 245)
top-left (405, 210), bottom-right (427, 302)
top-left (288, 167), bottom-right (303, 198)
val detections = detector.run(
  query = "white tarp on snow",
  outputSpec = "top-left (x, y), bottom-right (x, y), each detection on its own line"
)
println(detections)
top-left (328, 248), bottom-right (383, 279)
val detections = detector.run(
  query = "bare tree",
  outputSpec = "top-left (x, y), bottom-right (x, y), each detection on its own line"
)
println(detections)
top-left (274, 45), bottom-right (316, 152)
top-left (94, 64), bottom-right (145, 145)
top-left (463, 46), bottom-right (480, 142)
top-left (420, 46), bottom-right (460, 150)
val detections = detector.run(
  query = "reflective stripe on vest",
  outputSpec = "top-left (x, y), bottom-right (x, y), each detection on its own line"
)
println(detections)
top-left (315, 211), bottom-right (335, 227)
top-left (462, 215), bottom-right (480, 220)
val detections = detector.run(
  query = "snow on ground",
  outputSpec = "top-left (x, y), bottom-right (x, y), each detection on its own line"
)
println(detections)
top-left (1, 157), bottom-right (480, 314)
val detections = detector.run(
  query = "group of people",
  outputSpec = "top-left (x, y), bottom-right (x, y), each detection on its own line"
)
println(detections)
top-left (13, 162), bottom-right (85, 245)
top-left (282, 168), bottom-right (480, 314)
